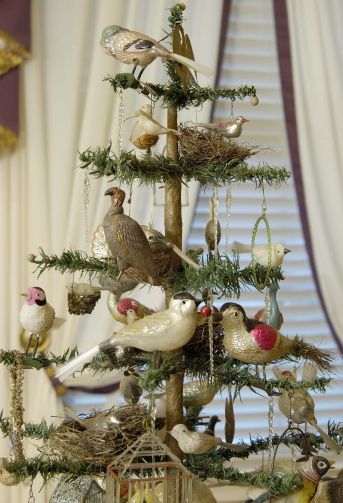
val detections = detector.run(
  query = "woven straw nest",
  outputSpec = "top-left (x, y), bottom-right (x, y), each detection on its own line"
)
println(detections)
top-left (178, 124), bottom-right (258, 166)
top-left (42, 404), bottom-right (151, 466)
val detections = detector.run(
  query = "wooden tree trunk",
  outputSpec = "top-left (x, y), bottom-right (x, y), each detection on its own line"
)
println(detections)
top-left (164, 106), bottom-right (184, 458)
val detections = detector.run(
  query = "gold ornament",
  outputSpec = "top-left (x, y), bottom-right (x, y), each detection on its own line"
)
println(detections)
top-left (19, 329), bottom-right (51, 354)
top-left (183, 380), bottom-right (219, 408)
top-left (205, 218), bottom-right (221, 251)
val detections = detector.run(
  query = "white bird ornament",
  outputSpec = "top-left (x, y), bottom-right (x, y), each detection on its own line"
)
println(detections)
top-left (232, 241), bottom-right (290, 267)
top-left (196, 116), bottom-right (249, 139)
top-left (130, 104), bottom-right (180, 138)
top-left (19, 287), bottom-right (55, 356)
top-left (169, 423), bottom-right (248, 454)
top-left (55, 292), bottom-right (210, 382)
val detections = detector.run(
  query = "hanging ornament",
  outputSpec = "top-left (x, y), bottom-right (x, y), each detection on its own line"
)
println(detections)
top-left (250, 93), bottom-right (259, 106)
top-left (67, 283), bottom-right (101, 315)
top-left (205, 188), bottom-right (221, 252)
top-left (183, 380), bottom-right (219, 408)
top-left (49, 475), bottom-right (105, 502)
top-left (254, 282), bottom-right (284, 330)
top-left (119, 369), bottom-right (143, 405)
top-left (224, 385), bottom-right (235, 443)
top-left (106, 432), bottom-right (193, 503)
top-left (267, 395), bottom-right (275, 472)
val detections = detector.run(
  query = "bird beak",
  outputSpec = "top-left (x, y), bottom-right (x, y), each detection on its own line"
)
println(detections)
top-left (284, 248), bottom-right (291, 254)
top-left (194, 297), bottom-right (207, 306)
top-left (20, 293), bottom-right (28, 297)
top-left (242, 117), bottom-right (249, 122)
top-left (104, 188), bottom-right (113, 196)
top-left (329, 460), bottom-right (335, 468)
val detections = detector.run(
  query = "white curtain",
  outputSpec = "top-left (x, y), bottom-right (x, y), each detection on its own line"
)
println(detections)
top-left (0, 0), bottom-right (222, 500)
top-left (287, 0), bottom-right (343, 347)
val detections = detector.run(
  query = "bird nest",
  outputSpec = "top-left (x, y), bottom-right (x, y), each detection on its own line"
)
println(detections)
top-left (41, 404), bottom-right (150, 466)
top-left (184, 317), bottom-right (226, 367)
top-left (178, 124), bottom-right (258, 166)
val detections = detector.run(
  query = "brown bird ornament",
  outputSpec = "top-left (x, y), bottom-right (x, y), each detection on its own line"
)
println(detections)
top-left (102, 187), bottom-right (158, 285)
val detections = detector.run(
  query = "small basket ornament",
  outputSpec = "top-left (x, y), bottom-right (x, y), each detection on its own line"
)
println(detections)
top-left (67, 283), bottom-right (101, 315)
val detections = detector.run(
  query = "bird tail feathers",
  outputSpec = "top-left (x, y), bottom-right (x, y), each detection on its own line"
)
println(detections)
top-left (168, 53), bottom-right (213, 76)
top-left (232, 241), bottom-right (251, 253)
top-left (55, 345), bottom-right (100, 382)
top-left (312, 422), bottom-right (342, 454)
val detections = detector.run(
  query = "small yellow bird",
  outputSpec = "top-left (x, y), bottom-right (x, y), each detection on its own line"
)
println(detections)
top-left (244, 456), bottom-right (333, 503)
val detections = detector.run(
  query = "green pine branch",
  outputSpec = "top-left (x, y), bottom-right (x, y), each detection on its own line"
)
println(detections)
top-left (79, 146), bottom-right (291, 187)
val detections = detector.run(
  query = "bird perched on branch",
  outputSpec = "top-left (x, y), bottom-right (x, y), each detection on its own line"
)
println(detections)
top-left (169, 423), bottom-right (248, 454)
top-left (219, 303), bottom-right (333, 369)
top-left (203, 415), bottom-right (220, 437)
top-left (55, 292), bottom-right (210, 382)
top-left (107, 294), bottom-right (153, 325)
top-left (102, 187), bottom-right (159, 285)
top-left (274, 368), bottom-right (342, 454)
top-left (244, 456), bottom-right (333, 503)
top-left (100, 25), bottom-right (212, 79)
top-left (232, 241), bottom-right (290, 267)
top-left (254, 282), bottom-right (283, 330)
top-left (20, 287), bottom-right (55, 356)
top-left (130, 104), bottom-right (180, 137)
top-left (197, 116), bottom-right (249, 139)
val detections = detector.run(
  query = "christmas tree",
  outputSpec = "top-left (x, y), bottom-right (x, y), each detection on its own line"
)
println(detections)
top-left (1, 4), bottom-right (342, 502)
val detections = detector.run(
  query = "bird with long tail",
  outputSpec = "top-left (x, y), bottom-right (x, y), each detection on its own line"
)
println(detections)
top-left (55, 292), bottom-right (210, 382)
top-left (219, 303), bottom-right (333, 370)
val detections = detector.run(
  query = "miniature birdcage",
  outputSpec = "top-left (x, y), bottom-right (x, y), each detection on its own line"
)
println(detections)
top-left (50, 475), bottom-right (105, 503)
top-left (106, 432), bottom-right (192, 503)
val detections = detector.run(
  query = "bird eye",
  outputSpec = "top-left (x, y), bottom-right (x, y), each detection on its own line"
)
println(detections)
top-left (317, 461), bottom-right (327, 469)
top-left (182, 300), bottom-right (186, 305)
top-left (233, 311), bottom-right (238, 317)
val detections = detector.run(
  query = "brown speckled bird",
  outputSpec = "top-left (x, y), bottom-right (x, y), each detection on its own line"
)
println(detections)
top-left (102, 187), bottom-right (158, 285)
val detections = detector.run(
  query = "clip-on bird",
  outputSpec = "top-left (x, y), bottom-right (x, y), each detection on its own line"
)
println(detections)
top-left (274, 368), bottom-right (342, 454)
top-left (196, 116), bottom-right (249, 139)
top-left (219, 303), bottom-right (333, 369)
top-left (169, 423), bottom-right (248, 454)
top-left (203, 415), bottom-right (221, 437)
top-left (20, 287), bottom-right (55, 356)
top-left (244, 456), bottom-right (333, 503)
top-left (107, 294), bottom-right (154, 325)
top-left (55, 292), bottom-right (210, 382)
top-left (119, 368), bottom-right (143, 404)
top-left (232, 241), bottom-right (290, 267)
top-left (254, 282), bottom-right (283, 330)
top-left (312, 469), bottom-right (343, 503)
top-left (102, 187), bottom-right (159, 285)
top-left (130, 104), bottom-right (180, 137)
top-left (100, 25), bottom-right (212, 80)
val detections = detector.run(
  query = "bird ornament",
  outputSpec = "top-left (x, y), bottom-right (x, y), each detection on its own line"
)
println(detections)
top-left (102, 187), bottom-right (159, 285)
top-left (19, 287), bottom-right (55, 356)
top-left (169, 423), bottom-right (248, 454)
top-left (203, 415), bottom-right (221, 437)
top-left (107, 293), bottom-right (153, 325)
top-left (55, 291), bottom-right (211, 382)
top-left (219, 303), bottom-right (332, 369)
top-left (312, 469), bottom-right (343, 503)
top-left (254, 282), bottom-right (283, 330)
top-left (196, 115), bottom-right (249, 139)
top-left (245, 456), bottom-right (333, 503)
top-left (274, 368), bottom-right (342, 454)
top-left (100, 25), bottom-right (212, 79)
top-left (119, 368), bottom-right (143, 404)
top-left (232, 241), bottom-right (290, 267)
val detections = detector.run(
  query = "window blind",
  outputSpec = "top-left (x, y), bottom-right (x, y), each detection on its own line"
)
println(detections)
top-left (186, 0), bottom-right (343, 443)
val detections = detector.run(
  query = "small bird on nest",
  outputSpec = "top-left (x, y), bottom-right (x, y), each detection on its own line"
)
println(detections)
top-left (102, 187), bottom-right (159, 285)
top-left (196, 116), bottom-right (249, 139)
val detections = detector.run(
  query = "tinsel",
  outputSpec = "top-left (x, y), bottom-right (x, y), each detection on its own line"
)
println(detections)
top-left (79, 146), bottom-right (291, 187)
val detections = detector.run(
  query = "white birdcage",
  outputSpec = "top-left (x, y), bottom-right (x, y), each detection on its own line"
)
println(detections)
top-left (106, 432), bottom-right (192, 503)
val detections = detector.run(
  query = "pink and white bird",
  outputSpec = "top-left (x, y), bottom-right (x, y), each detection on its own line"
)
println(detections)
top-left (19, 287), bottom-right (55, 356)
top-left (107, 294), bottom-right (154, 325)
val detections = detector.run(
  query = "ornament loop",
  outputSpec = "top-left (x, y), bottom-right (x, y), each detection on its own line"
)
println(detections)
top-left (251, 210), bottom-right (273, 291)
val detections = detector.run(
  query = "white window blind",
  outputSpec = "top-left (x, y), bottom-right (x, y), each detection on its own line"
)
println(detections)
top-left (186, 0), bottom-right (343, 444)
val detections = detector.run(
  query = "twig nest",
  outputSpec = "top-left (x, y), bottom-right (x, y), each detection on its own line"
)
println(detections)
top-left (67, 283), bottom-right (101, 315)
top-left (131, 133), bottom-right (159, 150)
top-left (0, 458), bottom-right (20, 486)
top-left (178, 124), bottom-right (258, 166)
